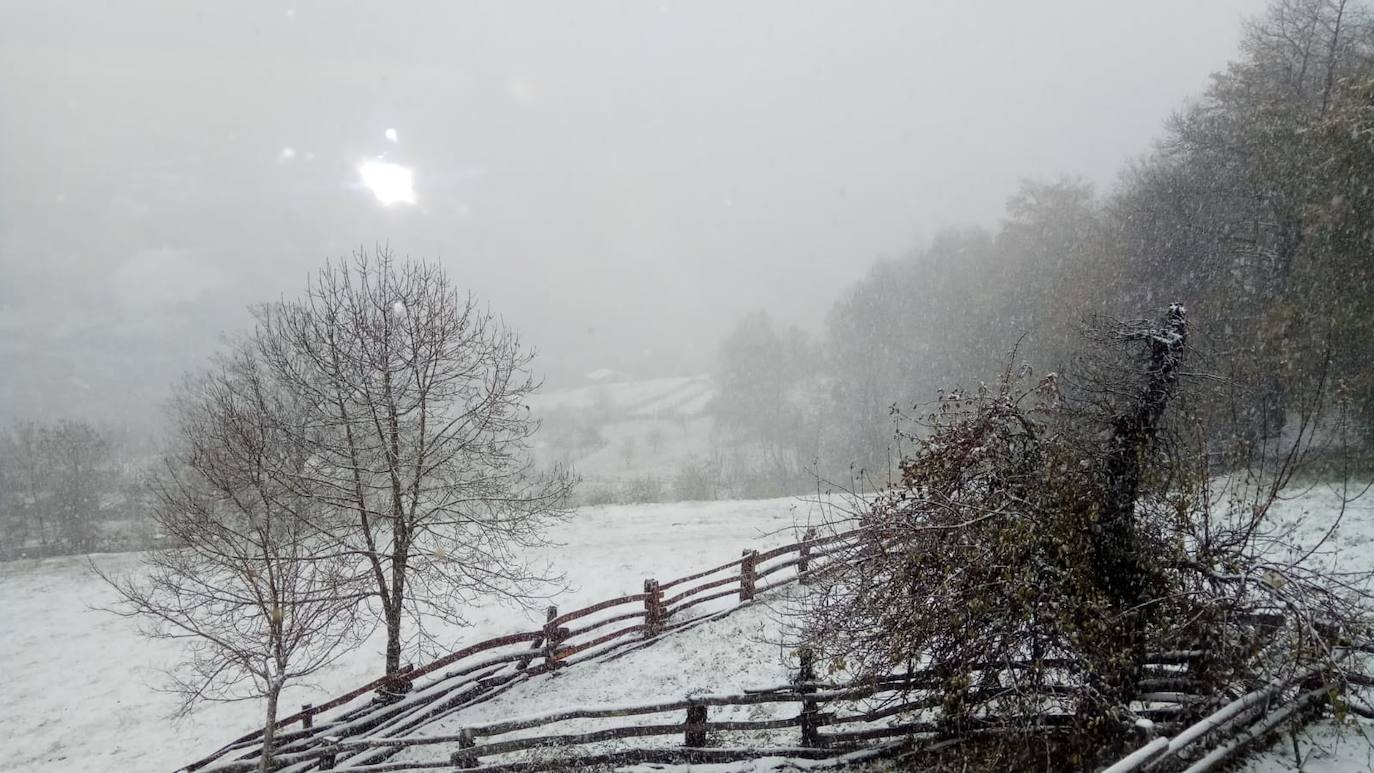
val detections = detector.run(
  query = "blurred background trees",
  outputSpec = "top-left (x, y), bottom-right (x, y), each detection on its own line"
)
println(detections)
top-left (716, 0), bottom-right (1374, 484)
top-left (0, 418), bottom-right (156, 558)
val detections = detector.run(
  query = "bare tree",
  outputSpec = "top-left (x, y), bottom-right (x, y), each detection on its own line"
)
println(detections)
top-left (96, 343), bottom-right (364, 772)
top-left (255, 249), bottom-right (577, 677)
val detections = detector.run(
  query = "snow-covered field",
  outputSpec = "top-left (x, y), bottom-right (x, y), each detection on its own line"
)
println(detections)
top-left (0, 496), bottom-right (822, 773)
top-left (530, 374), bottom-right (719, 491)
top-left (1240, 483), bottom-right (1374, 773)
top-left (1, 485), bottom-right (1370, 773)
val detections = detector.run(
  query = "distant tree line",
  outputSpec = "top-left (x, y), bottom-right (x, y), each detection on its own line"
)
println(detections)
top-left (0, 419), bottom-right (157, 559)
top-left (715, 0), bottom-right (1374, 486)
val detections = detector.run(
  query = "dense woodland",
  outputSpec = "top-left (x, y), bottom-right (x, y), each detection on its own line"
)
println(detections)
top-left (714, 0), bottom-right (1374, 493)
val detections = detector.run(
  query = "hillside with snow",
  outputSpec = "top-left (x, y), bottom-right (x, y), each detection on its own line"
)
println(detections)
top-left (529, 374), bottom-right (720, 500)
top-left (1, 486), bottom-right (1369, 772)
top-left (0, 496), bottom-right (820, 773)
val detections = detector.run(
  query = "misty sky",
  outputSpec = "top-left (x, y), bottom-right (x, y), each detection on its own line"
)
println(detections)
top-left (0, 0), bottom-right (1265, 426)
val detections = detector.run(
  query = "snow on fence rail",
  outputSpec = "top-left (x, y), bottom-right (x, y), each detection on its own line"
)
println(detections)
top-left (182, 527), bottom-right (864, 773)
top-left (182, 519), bottom-right (1362, 773)
top-left (1104, 650), bottom-right (1365, 773)
top-left (199, 650), bottom-right (1216, 773)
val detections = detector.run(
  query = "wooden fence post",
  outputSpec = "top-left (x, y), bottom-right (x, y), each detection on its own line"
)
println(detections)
top-left (318, 737), bottom-right (339, 770)
top-left (740, 549), bottom-right (758, 601)
top-left (519, 607), bottom-right (557, 671)
top-left (301, 703), bottom-right (313, 730)
top-left (544, 613), bottom-right (569, 671)
top-left (450, 728), bottom-right (478, 768)
top-left (684, 703), bottom-right (708, 747)
top-left (643, 579), bottom-right (663, 636)
top-left (798, 529), bottom-right (815, 584)
top-left (798, 647), bottom-right (821, 747)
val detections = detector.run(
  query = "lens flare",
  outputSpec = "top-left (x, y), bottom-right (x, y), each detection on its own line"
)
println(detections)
top-left (357, 160), bottom-right (415, 206)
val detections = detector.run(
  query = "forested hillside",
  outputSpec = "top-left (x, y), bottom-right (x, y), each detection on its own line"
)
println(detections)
top-left (714, 0), bottom-right (1374, 484)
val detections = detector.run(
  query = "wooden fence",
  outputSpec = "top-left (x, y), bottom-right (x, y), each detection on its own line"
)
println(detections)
top-left (197, 649), bottom-right (1219, 773)
top-left (184, 525), bottom-right (1370, 773)
top-left (1104, 648), bottom-right (1370, 773)
top-left (184, 527), bottom-right (864, 772)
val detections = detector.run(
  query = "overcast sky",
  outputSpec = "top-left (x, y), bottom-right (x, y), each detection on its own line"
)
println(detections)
top-left (0, 0), bottom-right (1266, 425)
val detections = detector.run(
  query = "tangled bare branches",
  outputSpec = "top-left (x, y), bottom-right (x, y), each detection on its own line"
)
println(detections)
top-left (798, 305), bottom-right (1373, 770)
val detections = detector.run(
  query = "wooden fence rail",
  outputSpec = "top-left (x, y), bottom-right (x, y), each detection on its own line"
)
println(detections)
top-left (200, 650), bottom-right (1213, 773)
top-left (185, 527), bottom-right (850, 772)
top-left (182, 519), bottom-right (1369, 773)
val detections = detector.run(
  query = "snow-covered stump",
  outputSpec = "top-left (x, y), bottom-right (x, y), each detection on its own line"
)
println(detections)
top-left (740, 550), bottom-right (758, 602)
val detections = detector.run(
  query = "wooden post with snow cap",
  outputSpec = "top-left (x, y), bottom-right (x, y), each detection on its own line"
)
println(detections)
top-left (450, 728), bottom-right (478, 768)
top-left (317, 737), bottom-right (340, 770)
top-left (301, 703), bottom-right (313, 729)
top-left (740, 549), bottom-right (758, 601)
top-left (643, 578), bottom-right (663, 636)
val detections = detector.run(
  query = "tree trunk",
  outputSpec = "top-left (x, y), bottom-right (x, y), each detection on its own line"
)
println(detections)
top-left (385, 548), bottom-right (407, 676)
top-left (1095, 303), bottom-right (1188, 708)
top-left (259, 681), bottom-right (281, 773)
top-left (385, 607), bottom-right (402, 676)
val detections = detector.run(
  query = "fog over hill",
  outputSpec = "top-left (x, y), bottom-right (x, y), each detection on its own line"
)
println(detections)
top-left (0, 0), bottom-right (1263, 428)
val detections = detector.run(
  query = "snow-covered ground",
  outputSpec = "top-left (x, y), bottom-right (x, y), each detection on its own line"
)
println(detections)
top-left (1240, 482), bottom-right (1374, 773)
top-left (1, 483), bottom-right (1369, 773)
top-left (0, 496), bottom-right (824, 773)
top-left (379, 483), bottom-right (1374, 772)
top-left (529, 374), bottom-right (720, 493)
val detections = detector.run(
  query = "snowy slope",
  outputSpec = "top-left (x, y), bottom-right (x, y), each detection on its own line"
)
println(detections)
top-left (391, 484), bottom-right (1374, 771)
top-left (1, 484), bottom-right (1367, 773)
top-left (528, 375), bottom-right (720, 494)
top-left (1240, 483), bottom-right (1374, 773)
top-left (0, 496), bottom-right (820, 773)
top-left (527, 375), bottom-right (714, 418)
top-left (384, 599), bottom-right (803, 768)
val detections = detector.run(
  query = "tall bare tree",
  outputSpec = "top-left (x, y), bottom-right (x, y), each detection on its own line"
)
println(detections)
top-left (97, 342), bottom-right (365, 772)
top-left (255, 249), bottom-right (576, 677)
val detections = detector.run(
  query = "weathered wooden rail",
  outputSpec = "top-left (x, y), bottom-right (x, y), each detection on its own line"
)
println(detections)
top-left (184, 527), bottom-right (863, 772)
top-left (1104, 649), bottom-right (1368, 773)
top-left (185, 524), bottom-right (1370, 773)
top-left (199, 650), bottom-right (1216, 772)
